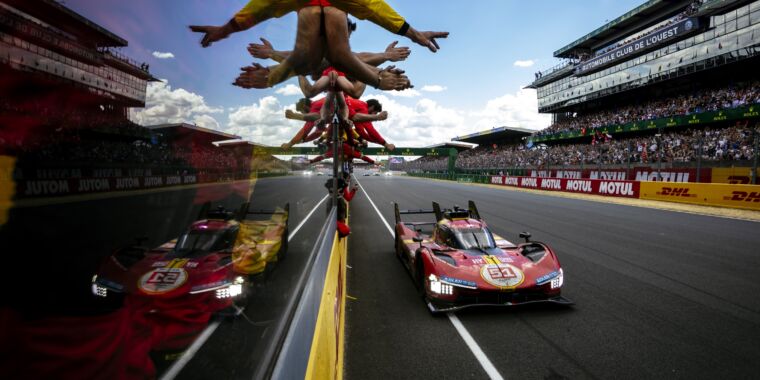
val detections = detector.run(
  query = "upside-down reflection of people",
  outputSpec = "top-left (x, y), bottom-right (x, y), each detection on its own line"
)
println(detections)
top-left (191, 1), bottom-right (448, 89)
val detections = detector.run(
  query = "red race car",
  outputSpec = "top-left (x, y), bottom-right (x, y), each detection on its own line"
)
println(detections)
top-left (92, 202), bottom-right (289, 314)
top-left (394, 201), bottom-right (573, 313)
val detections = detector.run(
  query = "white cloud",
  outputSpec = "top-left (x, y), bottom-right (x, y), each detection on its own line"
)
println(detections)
top-left (152, 51), bottom-right (175, 59)
top-left (513, 59), bottom-right (535, 68)
top-left (386, 88), bottom-right (421, 98)
top-left (421, 85), bottom-right (447, 93)
top-left (129, 80), bottom-right (223, 127)
top-left (471, 88), bottom-right (550, 132)
top-left (357, 95), bottom-right (464, 148)
top-left (193, 115), bottom-right (221, 130)
top-left (357, 88), bottom-right (549, 148)
top-left (274, 84), bottom-right (304, 96)
top-left (225, 96), bottom-right (302, 146)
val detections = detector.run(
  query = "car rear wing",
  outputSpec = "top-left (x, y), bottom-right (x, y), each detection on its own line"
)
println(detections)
top-left (394, 202), bottom-right (438, 226)
top-left (197, 202), bottom-right (289, 221)
top-left (240, 202), bottom-right (290, 219)
top-left (393, 200), bottom-right (483, 225)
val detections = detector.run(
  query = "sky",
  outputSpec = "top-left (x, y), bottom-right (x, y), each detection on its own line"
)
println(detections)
top-left (65, 0), bottom-right (644, 147)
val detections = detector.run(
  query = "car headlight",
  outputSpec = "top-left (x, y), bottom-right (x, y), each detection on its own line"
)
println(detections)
top-left (91, 275), bottom-right (123, 297)
top-left (551, 268), bottom-right (564, 289)
top-left (428, 274), bottom-right (453, 295)
top-left (190, 276), bottom-right (245, 298)
top-left (216, 284), bottom-right (243, 299)
top-left (92, 282), bottom-right (108, 297)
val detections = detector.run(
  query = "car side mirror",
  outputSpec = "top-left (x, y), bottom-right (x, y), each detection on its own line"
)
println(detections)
top-left (412, 236), bottom-right (423, 248)
top-left (519, 232), bottom-right (531, 242)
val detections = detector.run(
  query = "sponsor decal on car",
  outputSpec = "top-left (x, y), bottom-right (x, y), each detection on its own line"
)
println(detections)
top-left (480, 260), bottom-right (525, 289)
top-left (535, 270), bottom-right (559, 285)
top-left (440, 276), bottom-right (477, 289)
top-left (138, 267), bottom-right (188, 294)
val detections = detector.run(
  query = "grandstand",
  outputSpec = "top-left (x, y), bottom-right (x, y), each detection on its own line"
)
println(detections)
top-left (409, 0), bottom-right (759, 184)
top-left (0, 1), bottom-right (267, 198)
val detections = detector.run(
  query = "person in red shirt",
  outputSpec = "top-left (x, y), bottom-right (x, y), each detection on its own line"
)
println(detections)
top-left (282, 96), bottom-right (331, 149)
top-left (348, 98), bottom-right (395, 151)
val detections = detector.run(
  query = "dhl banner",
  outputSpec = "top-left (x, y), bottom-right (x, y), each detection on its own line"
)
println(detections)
top-left (711, 167), bottom-right (760, 184)
top-left (491, 175), bottom-right (760, 211)
top-left (640, 182), bottom-right (760, 211)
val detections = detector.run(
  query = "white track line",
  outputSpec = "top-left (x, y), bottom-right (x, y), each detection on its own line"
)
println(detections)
top-left (354, 178), bottom-right (505, 380)
top-left (160, 194), bottom-right (330, 380)
top-left (290, 194), bottom-right (330, 240)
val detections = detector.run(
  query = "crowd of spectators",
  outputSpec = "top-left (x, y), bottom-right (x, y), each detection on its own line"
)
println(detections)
top-left (10, 128), bottom-right (245, 170)
top-left (535, 81), bottom-right (760, 137)
top-left (402, 123), bottom-right (758, 172)
top-left (469, 124), bottom-right (756, 169)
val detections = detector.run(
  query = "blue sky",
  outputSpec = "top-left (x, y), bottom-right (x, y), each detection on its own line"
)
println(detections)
top-left (66, 0), bottom-right (644, 147)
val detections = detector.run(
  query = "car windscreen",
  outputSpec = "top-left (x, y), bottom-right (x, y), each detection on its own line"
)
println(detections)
top-left (453, 228), bottom-right (496, 250)
top-left (175, 229), bottom-right (236, 256)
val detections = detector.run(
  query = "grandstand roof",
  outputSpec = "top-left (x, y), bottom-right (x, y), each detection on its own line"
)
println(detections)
top-left (452, 126), bottom-right (534, 146)
top-left (4, 0), bottom-right (128, 47)
top-left (145, 123), bottom-right (240, 142)
top-left (425, 142), bottom-right (475, 152)
top-left (214, 140), bottom-right (270, 148)
top-left (554, 0), bottom-right (691, 58)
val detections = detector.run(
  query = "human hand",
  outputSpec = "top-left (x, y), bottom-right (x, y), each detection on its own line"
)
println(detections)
top-left (384, 41), bottom-right (411, 62)
top-left (281, 142), bottom-right (292, 149)
top-left (376, 111), bottom-right (388, 121)
top-left (385, 143), bottom-right (395, 151)
top-left (233, 63), bottom-right (270, 89)
top-left (285, 109), bottom-right (298, 120)
top-left (377, 66), bottom-right (412, 91)
top-left (248, 38), bottom-right (274, 59)
top-left (409, 29), bottom-right (449, 53)
top-left (189, 25), bottom-right (231, 47)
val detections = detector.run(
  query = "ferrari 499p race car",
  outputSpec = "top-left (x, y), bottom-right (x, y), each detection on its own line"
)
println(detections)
top-left (394, 201), bottom-right (572, 313)
top-left (91, 202), bottom-right (289, 312)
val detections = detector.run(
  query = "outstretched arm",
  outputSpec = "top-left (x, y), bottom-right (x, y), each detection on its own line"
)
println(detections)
top-left (330, 0), bottom-right (449, 52)
top-left (248, 38), bottom-right (290, 62)
top-left (189, 0), bottom-right (299, 47)
top-left (352, 111), bottom-right (387, 123)
top-left (355, 41), bottom-right (411, 66)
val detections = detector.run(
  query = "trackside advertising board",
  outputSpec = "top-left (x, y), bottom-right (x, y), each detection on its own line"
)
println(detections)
top-left (490, 176), bottom-right (760, 211)
top-left (489, 176), bottom-right (640, 198)
top-left (640, 182), bottom-right (760, 211)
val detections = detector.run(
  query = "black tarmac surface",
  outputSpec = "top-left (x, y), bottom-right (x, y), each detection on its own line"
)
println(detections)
top-left (345, 175), bottom-right (760, 380)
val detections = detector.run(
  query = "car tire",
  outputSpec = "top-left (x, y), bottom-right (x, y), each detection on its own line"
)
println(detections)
top-left (415, 253), bottom-right (427, 297)
top-left (279, 226), bottom-right (289, 262)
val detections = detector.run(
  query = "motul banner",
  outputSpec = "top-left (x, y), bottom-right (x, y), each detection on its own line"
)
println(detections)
top-left (527, 168), bottom-right (711, 183)
top-left (490, 176), bottom-right (640, 198)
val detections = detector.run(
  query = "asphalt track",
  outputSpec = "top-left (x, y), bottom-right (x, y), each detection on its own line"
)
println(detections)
top-left (345, 175), bottom-right (760, 380)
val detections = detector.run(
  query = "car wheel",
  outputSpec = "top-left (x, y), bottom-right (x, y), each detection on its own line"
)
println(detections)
top-left (415, 253), bottom-right (427, 297)
top-left (278, 226), bottom-right (289, 261)
top-left (394, 233), bottom-right (403, 260)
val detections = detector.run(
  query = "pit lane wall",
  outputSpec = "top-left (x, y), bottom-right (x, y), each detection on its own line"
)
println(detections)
top-left (488, 175), bottom-right (760, 211)
top-left (304, 229), bottom-right (347, 380)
